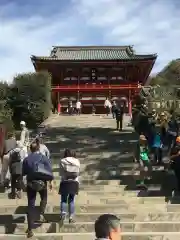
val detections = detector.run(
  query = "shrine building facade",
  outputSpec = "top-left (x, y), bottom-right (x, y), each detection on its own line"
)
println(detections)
top-left (31, 46), bottom-right (157, 114)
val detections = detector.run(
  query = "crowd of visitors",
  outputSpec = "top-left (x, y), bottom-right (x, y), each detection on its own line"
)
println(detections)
top-left (0, 120), bottom-right (81, 238)
top-left (1, 102), bottom-right (180, 239)
top-left (133, 107), bottom-right (180, 191)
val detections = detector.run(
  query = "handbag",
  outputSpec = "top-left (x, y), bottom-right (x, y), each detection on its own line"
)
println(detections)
top-left (28, 180), bottom-right (45, 191)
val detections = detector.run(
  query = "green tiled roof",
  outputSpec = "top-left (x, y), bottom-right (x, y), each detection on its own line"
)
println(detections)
top-left (31, 46), bottom-right (157, 61)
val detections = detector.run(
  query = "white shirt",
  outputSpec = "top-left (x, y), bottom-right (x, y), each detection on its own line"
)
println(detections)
top-left (76, 101), bottom-right (81, 109)
top-left (20, 127), bottom-right (29, 147)
top-left (39, 144), bottom-right (50, 159)
top-left (104, 100), bottom-right (111, 108)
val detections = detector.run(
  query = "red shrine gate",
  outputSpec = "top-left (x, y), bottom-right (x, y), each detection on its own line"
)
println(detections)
top-left (31, 46), bottom-right (157, 114)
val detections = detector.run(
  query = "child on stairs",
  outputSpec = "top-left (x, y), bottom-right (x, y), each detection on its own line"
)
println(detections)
top-left (134, 135), bottom-right (152, 187)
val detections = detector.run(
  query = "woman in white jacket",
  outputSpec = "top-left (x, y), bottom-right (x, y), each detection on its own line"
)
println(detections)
top-left (59, 149), bottom-right (80, 223)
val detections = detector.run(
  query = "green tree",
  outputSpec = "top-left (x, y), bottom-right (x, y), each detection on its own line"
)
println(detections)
top-left (0, 82), bottom-right (14, 136)
top-left (150, 59), bottom-right (180, 86)
top-left (8, 72), bottom-right (52, 129)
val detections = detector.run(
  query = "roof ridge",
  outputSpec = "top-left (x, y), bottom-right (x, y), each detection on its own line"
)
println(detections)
top-left (52, 46), bottom-right (132, 50)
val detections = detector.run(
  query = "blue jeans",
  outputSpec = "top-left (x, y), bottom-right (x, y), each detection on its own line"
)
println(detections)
top-left (60, 193), bottom-right (75, 217)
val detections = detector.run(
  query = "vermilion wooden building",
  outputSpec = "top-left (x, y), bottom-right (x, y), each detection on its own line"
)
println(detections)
top-left (31, 46), bottom-right (157, 114)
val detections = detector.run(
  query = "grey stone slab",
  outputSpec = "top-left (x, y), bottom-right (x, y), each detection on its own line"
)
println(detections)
top-left (0, 204), bottom-right (130, 214)
top-left (148, 213), bottom-right (180, 221)
top-left (0, 223), bottom-right (56, 234)
top-left (1, 222), bottom-right (180, 234)
top-left (0, 213), bottom-right (137, 224)
top-left (0, 222), bottom-right (132, 234)
top-left (2, 212), bottom-right (180, 224)
top-left (57, 222), bottom-right (134, 233)
top-left (167, 204), bottom-right (180, 212)
top-left (134, 222), bottom-right (180, 232)
top-left (1, 233), bottom-right (180, 240)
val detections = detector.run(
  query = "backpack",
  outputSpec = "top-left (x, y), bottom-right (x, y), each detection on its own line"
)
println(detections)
top-left (10, 150), bottom-right (21, 163)
top-left (30, 154), bottom-right (53, 181)
top-left (60, 157), bottom-right (80, 180)
top-left (9, 150), bottom-right (22, 175)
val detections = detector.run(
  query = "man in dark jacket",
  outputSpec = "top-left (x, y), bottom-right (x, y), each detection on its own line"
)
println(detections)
top-left (111, 101), bottom-right (117, 119)
top-left (22, 142), bottom-right (53, 238)
top-left (170, 137), bottom-right (180, 195)
top-left (167, 114), bottom-right (179, 152)
top-left (115, 104), bottom-right (124, 131)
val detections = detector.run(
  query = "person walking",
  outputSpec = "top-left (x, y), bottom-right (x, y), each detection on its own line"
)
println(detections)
top-left (134, 135), bottom-right (152, 187)
top-left (159, 112), bottom-right (168, 146)
top-left (111, 101), bottom-right (117, 119)
top-left (152, 128), bottom-right (163, 165)
top-left (76, 100), bottom-right (81, 115)
top-left (170, 137), bottom-right (180, 196)
top-left (114, 103), bottom-right (125, 131)
top-left (20, 121), bottom-right (29, 155)
top-left (167, 113), bottom-right (179, 152)
top-left (9, 141), bottom-right (27, 199)
top-left (59, 149), bottom-right (80, 223)
top-left (104, 98), bottom-right (112, 116)
top-left (68, 101), bottom-right (73, 115)
top-left (1, 132), bottom-right (17, 187)
top-left (22, 142), bottom-right (53, 238)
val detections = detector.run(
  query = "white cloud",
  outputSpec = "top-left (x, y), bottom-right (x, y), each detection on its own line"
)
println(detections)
top-left (0, 6), bottom-right (79, 82)
top-left (0, 0), bottom-right (180, 82)
top-left (74, 0), bottom-right (180, 70)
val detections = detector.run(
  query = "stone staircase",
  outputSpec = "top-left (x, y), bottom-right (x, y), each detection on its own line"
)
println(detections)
top-left (1, 114), bottom-right (180, 239)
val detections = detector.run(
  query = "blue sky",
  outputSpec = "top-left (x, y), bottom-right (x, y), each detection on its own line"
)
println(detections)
top-left (0, 0), bottom-right (180, 82)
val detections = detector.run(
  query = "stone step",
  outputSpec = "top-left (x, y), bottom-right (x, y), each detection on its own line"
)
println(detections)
top-left (2, 212), bottom-right (180, 224)
top-left (2, 221), bottom-right (180, 234)
top-left (0, 193), bottom-right (172, 206)
top-left (51, 165), bottom-right (165, 176)
top-left (1, 232), bottom-right (180, 240)
top-left (52, 162), bottom-right (136, 170)
top-left (3, 187), bottom-right (168, 198)
top-left (0, 203), bottom-right (179, 214)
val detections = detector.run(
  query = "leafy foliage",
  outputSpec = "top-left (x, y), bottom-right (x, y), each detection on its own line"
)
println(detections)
top-left (0, 82), bottom-right (14, 136)
top-left (150, 60), bottom-right (180, 86)
top-left (8, 72), bottom-right (52, 129)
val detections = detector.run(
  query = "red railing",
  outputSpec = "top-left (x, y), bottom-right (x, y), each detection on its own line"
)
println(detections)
top-left (52, 84), bottom-right (142, 91)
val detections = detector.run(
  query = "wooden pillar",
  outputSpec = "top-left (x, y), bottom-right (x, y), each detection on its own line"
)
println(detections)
top-left (128, 89), bottom-right (132, 117)
top-left (109, 90), bottom-right (111, 102)
top-left (57, 92), bottom-right (61, 114)
top-left (78, 67), bottom-right (80, 86)
top-left (107, 67), bottom-right (110, 86)
top-left (60, 67), bottom-right (63, 85)
top-left (77, 67), bottom-right (80, 101)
